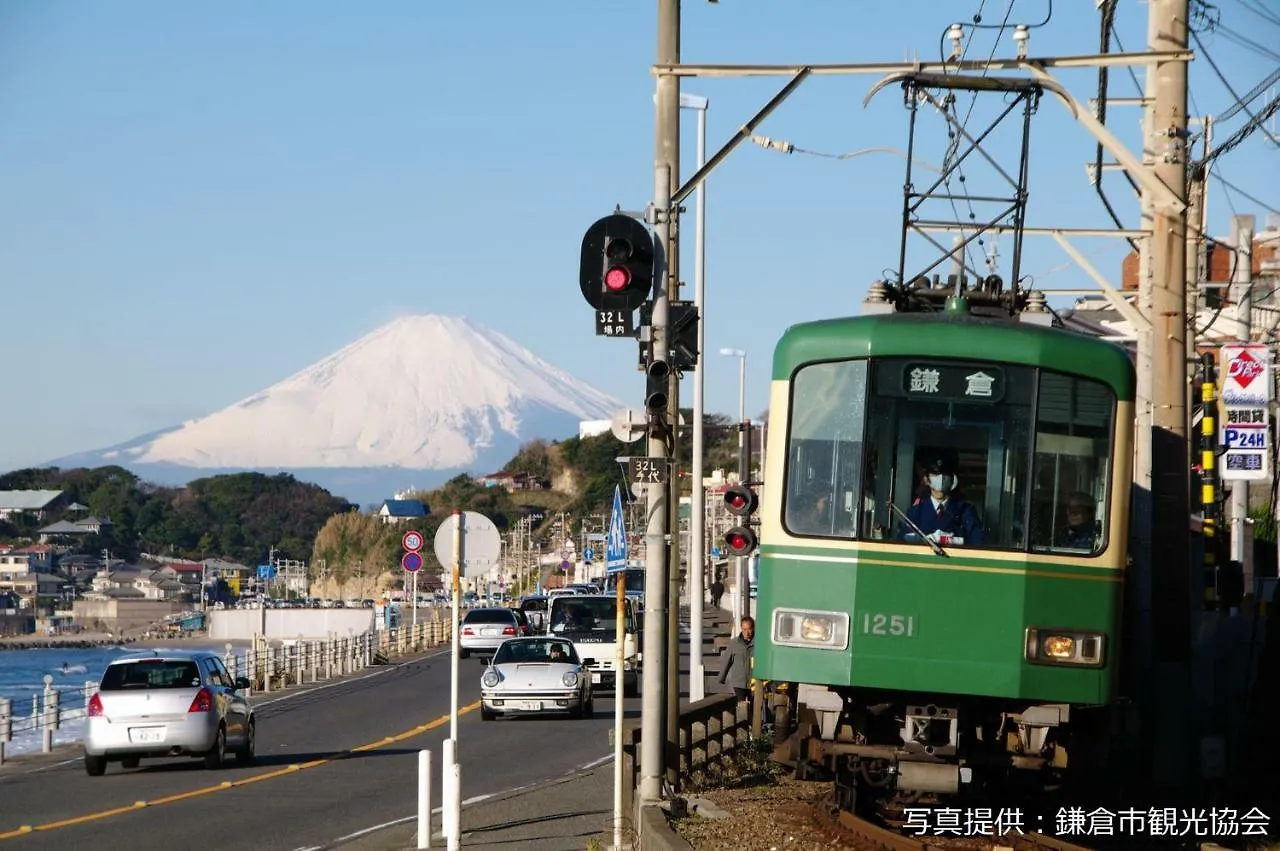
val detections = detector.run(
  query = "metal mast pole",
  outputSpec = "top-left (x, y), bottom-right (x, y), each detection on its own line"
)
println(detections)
top-left (689, 101), bottom-right (707, 702)
top-left (639, 0), bottom-right (679, 806)
top-left (1146, 0), bottom-right (1193, 787)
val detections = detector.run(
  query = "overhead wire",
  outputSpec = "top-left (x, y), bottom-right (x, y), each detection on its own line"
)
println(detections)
top-left (1189, 28), bottom-right (1280, 148)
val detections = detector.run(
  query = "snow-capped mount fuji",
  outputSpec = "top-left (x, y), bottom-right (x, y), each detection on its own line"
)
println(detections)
top-left (46, 315), bottom-right (621, 504)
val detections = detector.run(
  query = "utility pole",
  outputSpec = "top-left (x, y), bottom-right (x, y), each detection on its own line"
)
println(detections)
top-left (1229, 214), bottom-right (1256, 577)
top-left (639, 0), bottom-right (679, 807)
top-left (1145, 0), bottom-right (1193, 787)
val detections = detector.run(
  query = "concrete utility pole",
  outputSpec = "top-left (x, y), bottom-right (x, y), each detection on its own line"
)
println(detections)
top-left (639, 0), bottom-right (680, 807)
top-left (1229, 214), bottom-right (1256, 574)
top-left (1144, 0), bottom-right (1193, 787)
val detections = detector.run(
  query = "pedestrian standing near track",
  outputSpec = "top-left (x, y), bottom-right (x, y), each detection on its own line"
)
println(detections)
top-left (710, 578), bottom-right (725, 608)
top-left (718, 616), bottom-right (755, 701)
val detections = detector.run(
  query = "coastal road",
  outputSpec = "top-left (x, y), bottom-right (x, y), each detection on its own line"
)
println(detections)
top-left (0, 643), bottom-right (642, 851)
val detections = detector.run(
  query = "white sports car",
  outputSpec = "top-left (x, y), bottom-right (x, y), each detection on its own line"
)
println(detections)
top-left (480, 637), bottom-right (595, 720)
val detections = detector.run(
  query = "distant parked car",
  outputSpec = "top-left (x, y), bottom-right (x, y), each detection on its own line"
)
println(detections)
top-left (459, 608), bottom-right (523, 658)
top-left (83, 649), bottom-right (255, 776)
top-left (480, 637), bottom-right (594, 720)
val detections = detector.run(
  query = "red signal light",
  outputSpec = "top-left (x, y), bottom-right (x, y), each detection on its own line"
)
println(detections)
top-left (724, 525), bottom-right (758, 557)
top-left (604, 266), bottom-right (631, 291)
top-left (726, 492), bottom-right (749, 511)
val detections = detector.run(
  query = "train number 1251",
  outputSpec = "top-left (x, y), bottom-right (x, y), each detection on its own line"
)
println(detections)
top-left (861, 612), bottom-right (916, 637)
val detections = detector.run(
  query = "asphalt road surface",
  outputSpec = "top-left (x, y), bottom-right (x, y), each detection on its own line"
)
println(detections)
top-left (0, 644), bottom-right (640, 851)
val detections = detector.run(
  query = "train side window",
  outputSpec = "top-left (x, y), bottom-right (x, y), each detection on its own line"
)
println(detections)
top-left (783, 359), bottom-right (869, 538)
top-left (1028, 372), bottom-right (1116, 556)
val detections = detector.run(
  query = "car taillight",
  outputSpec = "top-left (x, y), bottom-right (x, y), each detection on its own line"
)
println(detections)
top-left (188, 688), bottom-right (212, 713)
top-left (502, 626), bottom-right (515, 636)
top-left (462, 627), bottom-right (474, 636)
top-left (87, 692), bottom-right (103, 717)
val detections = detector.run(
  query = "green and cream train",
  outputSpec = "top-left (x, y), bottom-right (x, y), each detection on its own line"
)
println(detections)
top-left (751, 289), bottom-right (1135, 812)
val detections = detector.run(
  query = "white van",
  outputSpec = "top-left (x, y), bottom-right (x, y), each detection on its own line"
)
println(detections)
top-left (548, 594), bottom-right (639, 696)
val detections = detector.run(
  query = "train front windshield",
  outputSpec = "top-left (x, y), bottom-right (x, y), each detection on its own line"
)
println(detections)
top-left (782, 357), bottom-right (1117, 556)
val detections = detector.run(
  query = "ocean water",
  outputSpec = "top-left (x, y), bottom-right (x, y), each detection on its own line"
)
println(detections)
top-left (0, 647), bottom-right (133, 756)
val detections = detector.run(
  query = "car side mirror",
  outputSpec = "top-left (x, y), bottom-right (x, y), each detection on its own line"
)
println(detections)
top-left (234, 677), bottom-right (251, 690)
top-left (582, 658), bottom-right (597, 667)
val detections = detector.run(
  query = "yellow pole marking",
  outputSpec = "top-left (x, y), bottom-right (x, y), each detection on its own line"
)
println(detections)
top-left (0, 700), bottom-right (480, 841)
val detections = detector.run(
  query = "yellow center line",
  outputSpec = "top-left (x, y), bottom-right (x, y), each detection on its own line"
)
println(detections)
top-left (0, 700), bottom-right (480, 841)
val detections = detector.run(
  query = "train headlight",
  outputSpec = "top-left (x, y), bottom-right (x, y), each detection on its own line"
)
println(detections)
top-left (1025, 628), bottom-right (1106, 667)
top-left (773, 608), bottom-right (850, 651)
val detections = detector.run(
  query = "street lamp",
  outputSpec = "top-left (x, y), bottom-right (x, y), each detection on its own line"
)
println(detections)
top-left (719, 347), bottom-right (748, 623)
top-left (680, 91), bottom-right (711, 702)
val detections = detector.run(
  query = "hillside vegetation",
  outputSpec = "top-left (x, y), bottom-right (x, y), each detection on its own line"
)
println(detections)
top-left (0, 466), bottom-right (352, 563)
top-left (0, 412), bottom-right (746, 592)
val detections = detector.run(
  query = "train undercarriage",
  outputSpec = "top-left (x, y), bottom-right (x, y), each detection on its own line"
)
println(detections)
top-left (768, 683), bottom-right (1111, 817)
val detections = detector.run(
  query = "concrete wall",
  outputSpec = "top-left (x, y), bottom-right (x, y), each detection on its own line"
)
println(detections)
top-left (72, 599), bottom-right (187, 635)
top-left (209, 608), bottom-right (376, 640)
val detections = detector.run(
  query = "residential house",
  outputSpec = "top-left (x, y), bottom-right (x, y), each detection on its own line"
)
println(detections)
top-left (0, 545), bottom-right (57, 575)
top-left (378, 499), bottom-right (429, 525)
top-left (0, 490), bottom-right (66, 521)
top-left (87, 565), bottom-right (189, 602)
top-left (37, 515), bottom-right (114, 544)
top-left (476, 472), bottom-right (549, 492)
top-left (0, 569), bottom-right (65, 610)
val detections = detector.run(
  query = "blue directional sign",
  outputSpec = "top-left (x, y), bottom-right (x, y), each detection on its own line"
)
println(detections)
top-left (256, 564), bottom-right (277, 580)
top-left (606, 485), bottom-right (628, 572)
top-left (710, 546), bottom-right (722, 558)
top-left (583, 547), bottom-right (595, 562)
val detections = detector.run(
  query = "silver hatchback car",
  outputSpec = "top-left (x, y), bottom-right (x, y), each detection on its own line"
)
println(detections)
top-left (83, 650), bottom-right (256, 776)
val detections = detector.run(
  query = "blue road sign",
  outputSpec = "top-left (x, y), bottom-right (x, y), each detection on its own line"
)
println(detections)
top-left (256, 564), bottom-right (276, 580)
top-left (710, 546), bottom-right (722, 558)
top-left (583, 547), bottom-right (595, 562)
top-left (606, 485), bottom-right (628, 571)
top-left (402, 551), bottom-right (423, 573)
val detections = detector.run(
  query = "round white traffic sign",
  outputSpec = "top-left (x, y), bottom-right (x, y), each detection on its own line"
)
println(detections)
top-left (402, 530), bottom-right (424, 552)
top-left (611, 408), bottom-right (646, 444)
top-left (433, 511), bottom-right (502, 579)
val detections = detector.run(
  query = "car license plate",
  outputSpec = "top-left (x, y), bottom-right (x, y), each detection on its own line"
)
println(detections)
top-left (515, 700), bottom-right (542, 711)
top-left (482, 627), bottom-right (497, 636)
top-left (591, 673), bottom-right (602, 684)
top-left (129, 727), bottom-right (164, 744)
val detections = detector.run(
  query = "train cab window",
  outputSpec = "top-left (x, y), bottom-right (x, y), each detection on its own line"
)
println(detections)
top-left (861, 359), bottom-right (1035, 550)
top-left (783, 359), bottom-right (868, 538)
top-left (1028, 373), bottom-right (1115, 556)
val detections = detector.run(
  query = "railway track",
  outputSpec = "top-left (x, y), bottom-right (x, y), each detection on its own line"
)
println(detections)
top-left (814, 792), bottom-right (1097, 851)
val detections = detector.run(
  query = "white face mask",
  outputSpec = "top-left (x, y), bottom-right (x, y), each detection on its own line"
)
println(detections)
top-left (927, 474), bottom-right (955, 493)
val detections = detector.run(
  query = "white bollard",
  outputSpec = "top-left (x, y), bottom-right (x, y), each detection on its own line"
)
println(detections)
top-left (41, 676), bottom-right (58, 753)
top-left (418, 749), bottom-right (432, 849)
top-left (450, 759), bottom-right (461, 850)
top-left (441, 739), bottom-right (456, 844)
top-left (0, 696), bottom-right (11, 765)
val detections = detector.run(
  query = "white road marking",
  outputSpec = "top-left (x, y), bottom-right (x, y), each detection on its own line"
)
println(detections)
top-left (303, 753), bottom-right (614, 849)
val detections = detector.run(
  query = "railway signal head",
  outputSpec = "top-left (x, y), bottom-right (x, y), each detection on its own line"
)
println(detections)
top-left (579, 214), bottom-right (654, 312)
top-left (723, 484), bottom-right (759, 557)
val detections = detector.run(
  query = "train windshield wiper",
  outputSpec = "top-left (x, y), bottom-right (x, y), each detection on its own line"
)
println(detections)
top-left (887, 502), bottom-right (949, 558)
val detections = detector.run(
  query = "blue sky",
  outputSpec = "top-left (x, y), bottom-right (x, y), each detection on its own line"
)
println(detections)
top-left (2, 1), bottom-right (1276, 473)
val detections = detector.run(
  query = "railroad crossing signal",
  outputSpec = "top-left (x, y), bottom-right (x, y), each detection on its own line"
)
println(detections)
top-left (723, 484), bottom-right (760, 557)
top-left (580, 213), bottom-right (654, 336)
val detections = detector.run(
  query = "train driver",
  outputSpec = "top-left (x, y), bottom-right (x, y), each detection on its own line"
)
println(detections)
top-left (898, 456), bottom-right (985, 544)
top-left (1062, 492), bottom-right (1099, 550)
